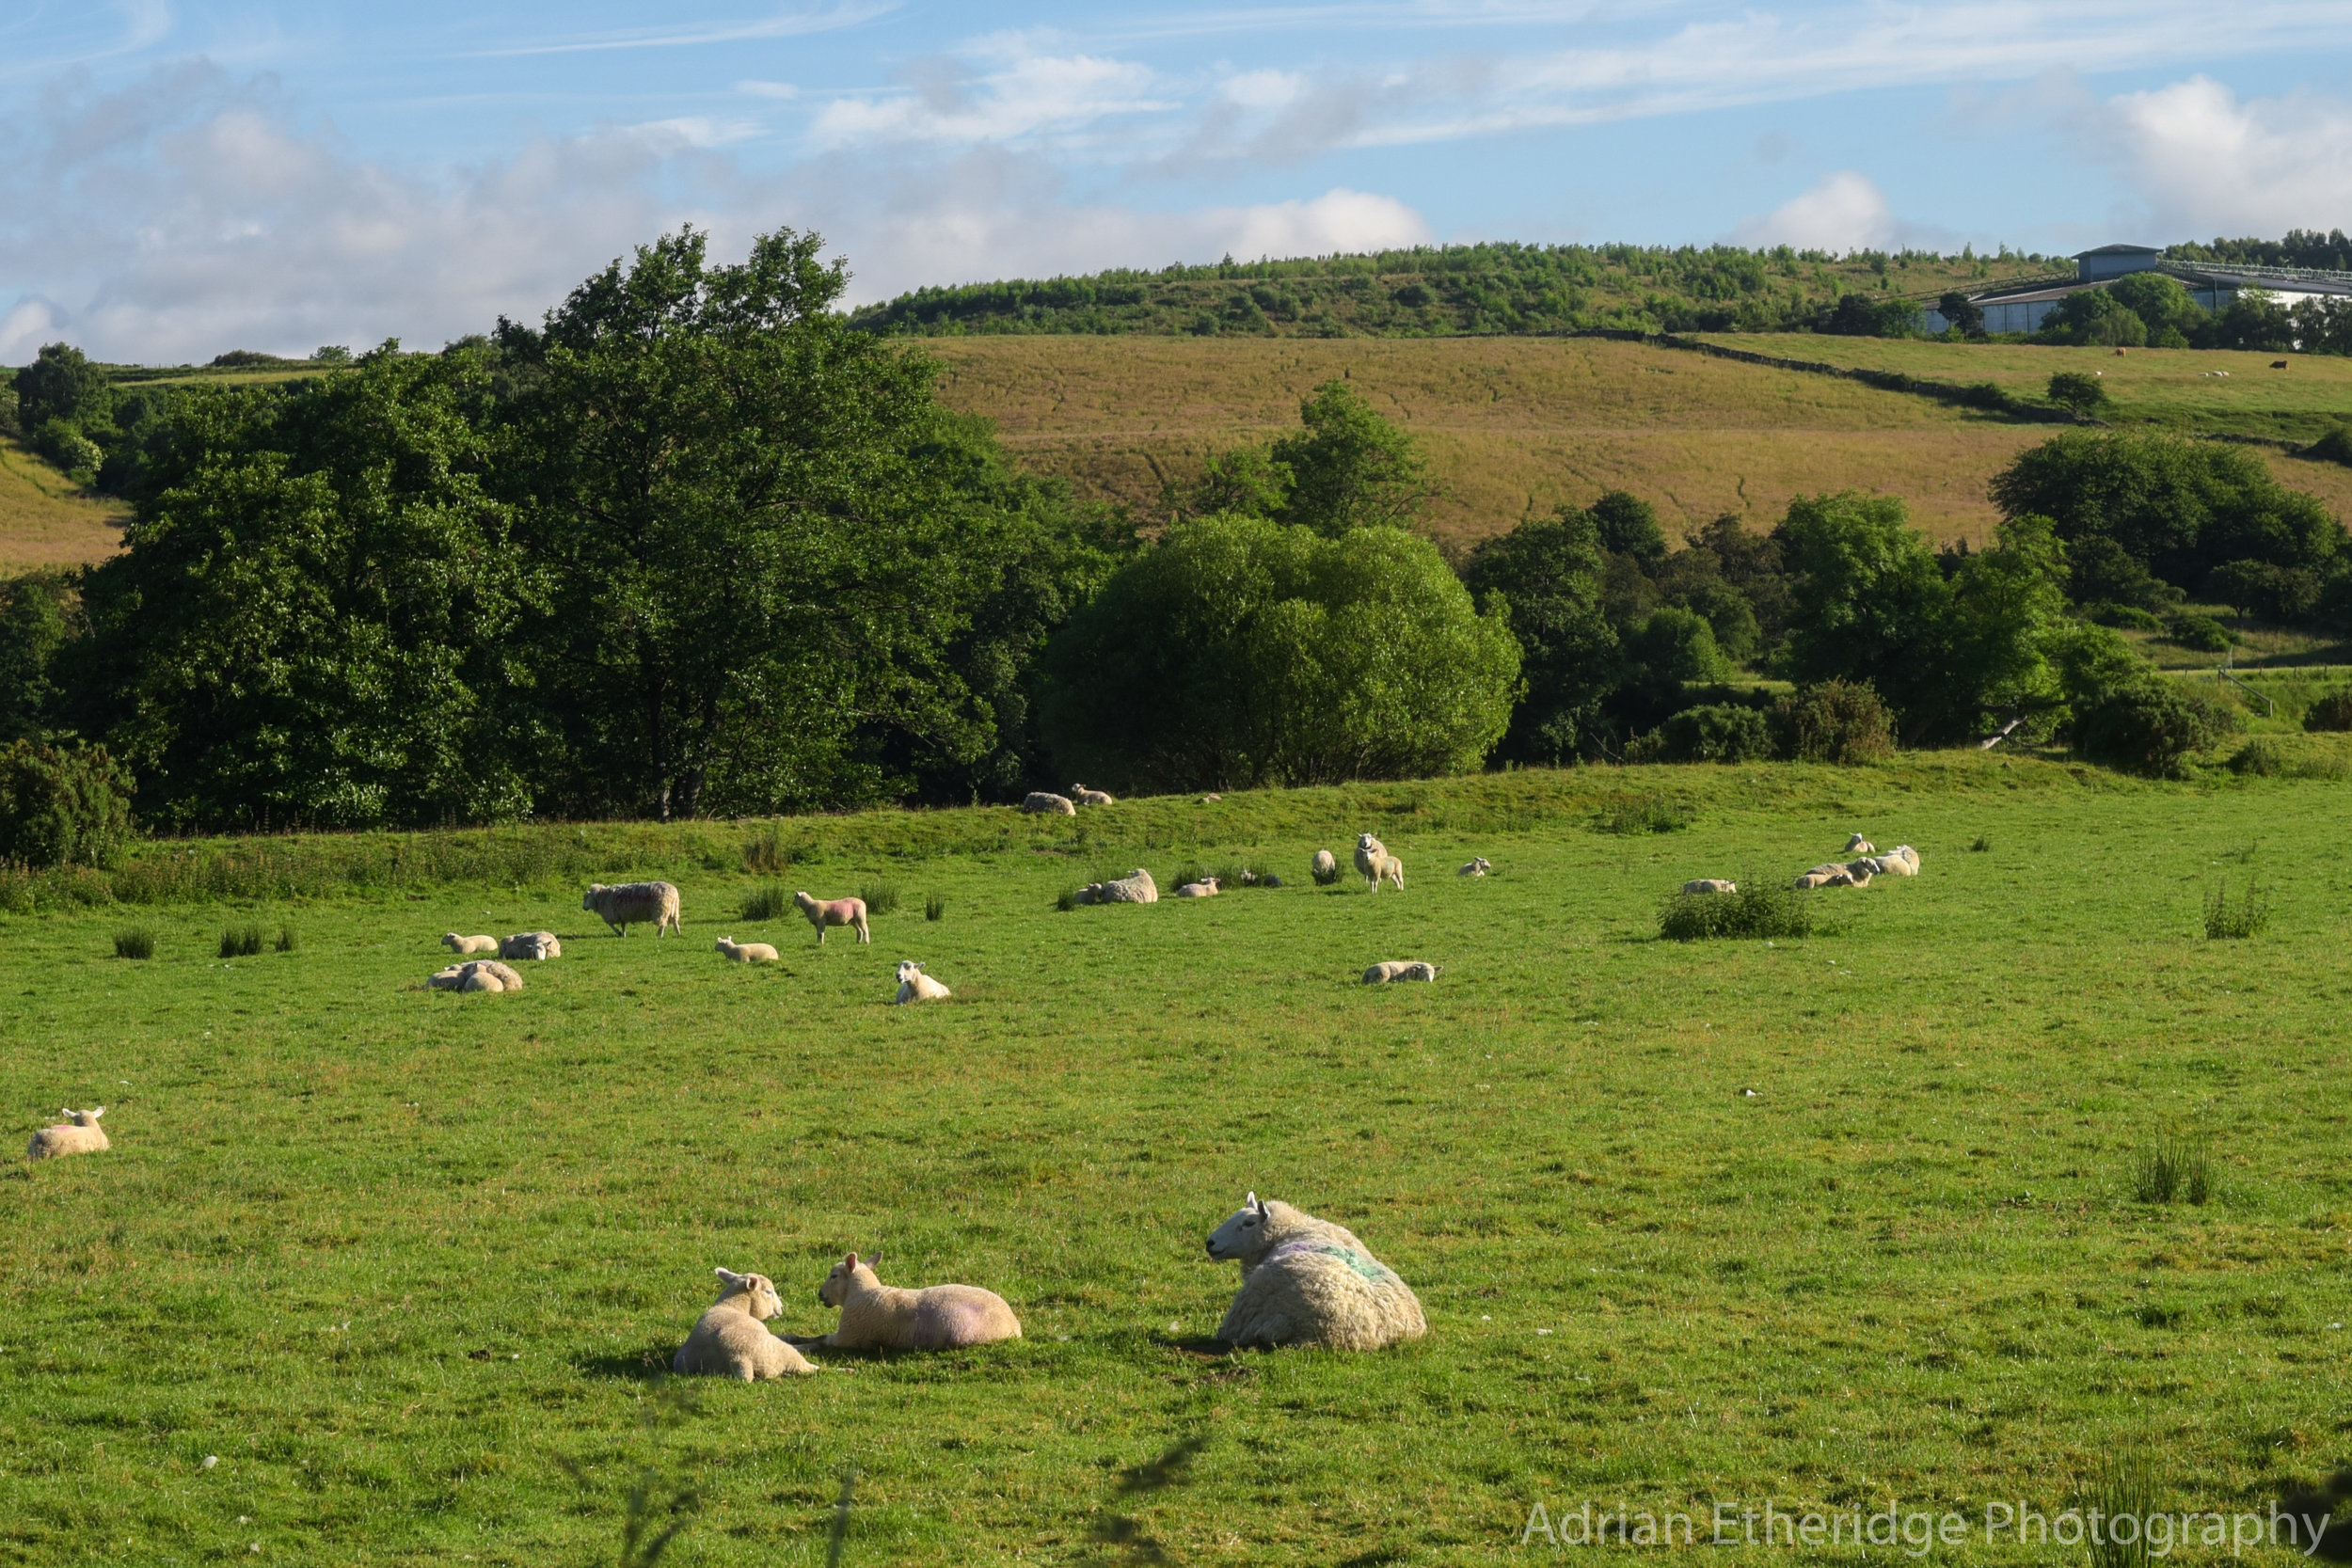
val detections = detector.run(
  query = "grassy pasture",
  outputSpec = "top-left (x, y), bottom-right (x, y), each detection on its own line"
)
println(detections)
top-left (4, 753), bottom-right (2350, 1564)
top-left (0, 437), bottom-right (127, 572)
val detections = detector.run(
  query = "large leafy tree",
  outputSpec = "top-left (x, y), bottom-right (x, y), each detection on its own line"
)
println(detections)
top-left (1039, 515), bottom-right (1518, 792)
top-left (1460, 507), bottom-right (1617, 763)
top-left (1268, 380), bottom-right (1434, 537)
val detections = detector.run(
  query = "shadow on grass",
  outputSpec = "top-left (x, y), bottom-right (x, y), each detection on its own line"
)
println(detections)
top-left (574, 1346), bottom-right (675, 1382)
top-left (1089, 1432), bottom-right (1216, 1565)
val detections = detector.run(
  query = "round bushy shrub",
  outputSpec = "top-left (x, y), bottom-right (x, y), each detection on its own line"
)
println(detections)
top-left (2304, 689), bottom-right (2352, 732)
top-left (1771, 679), bottom-right (1896, 763)
top-left (2163, 612), bottom-right (2233, 652)
top-left (1656, 703), bottom-right (1774, 763)
top-left (0, 739), bottom-right (134, 867)
top-left (2073, 684), bottom-right (2237, 778)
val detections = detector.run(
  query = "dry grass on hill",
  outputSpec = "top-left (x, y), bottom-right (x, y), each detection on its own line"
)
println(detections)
top-left (0, 437), bottom-right (128, 571)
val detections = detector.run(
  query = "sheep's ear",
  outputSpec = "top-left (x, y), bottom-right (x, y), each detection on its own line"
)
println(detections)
top-left (716, 1267), bottom-right (746, 1287)
top-left (842, 1251), bottom-right (859, 1268)
top-left (866, 1251), bottom-right (881, 1269)
top-left (89, 1107), bottom-right (103, 1118)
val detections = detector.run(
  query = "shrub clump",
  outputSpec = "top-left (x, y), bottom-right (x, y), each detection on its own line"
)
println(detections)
top-left (1771, 679), bottom-right (1895, 763)
top-left (218, 926), bottom-right (264, 958)
top-left (741, 828), bottom-right (789, 875)
top-left (2303, 689), bottom-right (2352, 732)
top-left (740, 885), bottom-right (790, 922)
top-left (1595, 795), bottom-right (1693, 834)
top-left (2203, 877), bottom-right (2269, 939)
top-left (2074, 683), bottom-right (2237, 778)
top-left (2163, 612), bottom-right (2233, 652)
top-left (856, 881), bottom-right (900, 917)
top-left (1652, 704), bottom-right (1773, 764)
top-left (2227, 737), bottom-right (2284, 776)
top-left (113, 927), bottom-right (154, 959)
top-left (1658, 879), bottom-right (1813, 942)
top-left (0, 739), bottom-right (134, 869)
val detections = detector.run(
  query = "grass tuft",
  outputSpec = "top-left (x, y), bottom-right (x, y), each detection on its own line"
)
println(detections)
top-left (925, 895), bottom-right (946, 922)
top-left (274, 926), bottom-right (298, 953)
top-left (218, 926), bottom-right (263, 958)
top-left (2134, 1136), bottom-right (2214, 1205)
top-left (1056, 887), bottom-right (1083, 912)
top-left (112, 927), bottom-right (154, 959)
top-left (2203, 878), bottom-right (2270, 940)
top-left (856, 881), bottom-right (900, 917)
top-left (1970, 834), bottom-right (1992, 852)
top-left (1597, 795), bottom-right (1693, 835)
top-left (1658, 878), bottom-right (1812, 942)
top-left (740, 885), bottom-right (790, 922)
top-left (741, 827), bottom-right (788, 876)
top-left (2085, 1455), bottom-right (2160, 1568)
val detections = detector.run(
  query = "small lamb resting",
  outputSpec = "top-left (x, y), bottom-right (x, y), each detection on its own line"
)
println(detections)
top-left (428, 959), bottom-right (525, 992)
top-left (714, 936), bottom-right (779, 962)
top-left (674, 1269), bottom-right (815, 1381)
top-left (27, 1107), bottom-right (107, 1161)
top-left (798, 1252), bottom-right (1022, 1352)
top-left (500, 930), bottom-right (561, 960)
top-left (892, 960), bottom-right (951, 1004)
top-left (441, 933), bottom-right (498, 956)
top-left (1362, 961), bottom-right (1438, 984)
top-left (1204, 1193), bottom-right (1426, 1352)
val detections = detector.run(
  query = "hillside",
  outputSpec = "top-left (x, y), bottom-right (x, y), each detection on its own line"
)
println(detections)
top-left (922, 334), bottom-right (2352, 546)
top-left (853, 241), bottom-right (2056, 339)
top-left (0, 436), bottom-right (127, 570)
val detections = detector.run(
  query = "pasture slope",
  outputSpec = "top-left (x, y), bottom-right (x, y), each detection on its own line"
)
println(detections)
top-left (3, 749), bottom-right (2350, 1564)
top-left (0, 437), bottom-right (126, 572)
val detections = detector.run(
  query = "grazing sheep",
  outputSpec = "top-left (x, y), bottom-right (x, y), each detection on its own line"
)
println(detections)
top-left (792, 891), bottom-right (870, 945)
top-left (441, 933), bottom-right (498, 957)
top-left (1075, 868), bottom-right (1157, 906)
top-left (892, 960), bottom-right (951, 1004)
top-left (714, 936), bottom-right (780, 963)
top-left (1681, 879), bottom-right (1737, 895)
top-left (1204, 1193), bottom-right (1426, 1352)
top-left (1361, 961), bottom-right (1438, 984)
top-left (1457, 857), bottom-right (1492, 878)
top-left (582, 881), bottom-right (682, 938)
top-left (802, 1253), bottom-right (1022, 1352)
top-left (428, 959), bottom-right (525, 992)
top-left (1353, 833), bottom-right (1405, 892)
top-left (1175, 877), bottom-right (1221, 898)
top-left (1310, 850), bottom-right (1342, 886)
top-left (673, 1269), bottom-right (815, 1381)
top-left (1069, 784), bottom-right (1116, 806)
top-left (499, 930), bottom-right (561, 961)
top-left (1022, 792), bottom-right (1076, 816)
top-left (26, 1107), bottom-right (107, 1162)
top-left (1845, 834), bottom-right (1875, 854)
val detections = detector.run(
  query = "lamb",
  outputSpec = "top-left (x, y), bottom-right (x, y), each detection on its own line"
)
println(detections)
top-left (428, 959), bottom-right (525, 992)
top-left (441, 933), bottom-right (498, 956)
top-left (1885, 844), bottom-right (1920, 874)
top-left (792, 891), bottom-right (870, 945)
top-left (26, 1107), bottom-right (107, 1161)
top-left (582, 881), bottom-right (682, 938)
top-left (1361, 961), bottom-right (1438, 984)
top-left (1022, 792), bottom-right (1076, 816)
top-left (1353, 833), bottom-right (1405, 892)
top-left (1792, 868), bottom-right (1837, 890)
top-left (799, 1252), bottom-right (1022, 1352)
top-left (1457, 857), bottom-right (1492, 878)
top-left (1681, 879), bottom-right (1737, 895)
top-left (1069, 784), bottom-right (1116, 806)
top-left (1310, 850), bottom-right (1342, 886)
top-left (1200, 794), bottom-right (1222, 803)
top-left (1174, 877), bottom-right (1220, 898)
top-left (714, 936), bottom-right (780, 963)
top-left (1074, 868), bottom-right (1157, 906)
top-left (892, 960), bottom-right (951, 1004)
top-left (499, 930), bottom-right (561, 961)
top-left (1845, 834), bottom-right (1875, 854)
top-left (673, 1269), bottom-right (816, 1381)
top-left (1203, 1193), bottom-right (1426, 1352)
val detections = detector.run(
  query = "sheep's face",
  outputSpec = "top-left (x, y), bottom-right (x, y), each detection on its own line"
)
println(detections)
top-left (1357, 833), bottom-right (1378, 852)
top-left (714, 1271), bottom-right (783, 1320)
top-left (818, 1253), bottom-right (877, 1307)
top-left (895, 960), bottom-right (923, 985)
top-left (581, 885), bottom-right (604, 911)
top-left (1205, 1193), bottom-right (1274, 1261)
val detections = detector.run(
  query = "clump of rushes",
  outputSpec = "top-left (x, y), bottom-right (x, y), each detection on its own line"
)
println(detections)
top-left (113, 927), bottom-right (155, 959)
top-left (219, 926), bottom-right (263, 958)
top-left (925, 895), bottom-right (946, 922)
top-left (2134, 1136), bottom-right (2213, 1205)
top-left (857, 881), bottom-right (901, 917)
top-left (2202, 878), bottom-right (2268, 939)
top-left (275, 927), bottom-right (298, 953)
top-left (740, 885), bottom-right (789, 922)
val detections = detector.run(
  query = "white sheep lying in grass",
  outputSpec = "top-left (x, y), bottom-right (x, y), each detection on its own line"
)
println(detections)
top-left (1354, 833), bottom-right (1404, 892)
top-left (1021, 792), bottom-right (1076, 816)
top-left (1362, 961), bottom-right (1438, 984)
top-left (893, 960), bottom-right (951, 1004)
top-left (1204, 1193), bottom-right (1426, 1352)
top-left (441, 933), bottom-right (498, 956)
top-left (799, 1252), bottom-right (1022, 1351)
top-left (1883, 845), bottom-right (1920, 875)
top-left (1073, 868), bottom-right (1157, 905)
top-left (1457, 857), bottom-right (1492, 878)
top-left (793, 892), bottom-right (870, 945)
top-left (1174, 877), bottom-right (1220, 898)
top-left (673, 1269), bottom-right (815, 1381)
top-left (1681, 879), bottom-right (1737, 895)
top-left (428, 959), bottom-right (525, 992)
top-left (26, 1107), bottom-right (107, 1161)
top-left (1069, 784), bottom-right (1116, 806)
top-left (1310, 850), bottom-right (1342, 886)
top-left (499, 931), bottom-right (561, 960)
top-left (583, 881), bottom-right (682, 938)
top-left (715, 936), bottom-right (779, 963)
top-left (1845, 833), bottom-right (1875, 854)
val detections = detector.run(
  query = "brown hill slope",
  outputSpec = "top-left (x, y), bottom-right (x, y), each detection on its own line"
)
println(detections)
top-left (0, 438), bottom-right (127, 571)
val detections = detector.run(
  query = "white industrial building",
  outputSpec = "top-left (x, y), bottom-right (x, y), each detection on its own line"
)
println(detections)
top-left (1919, 244), bottom-right (2352, 334)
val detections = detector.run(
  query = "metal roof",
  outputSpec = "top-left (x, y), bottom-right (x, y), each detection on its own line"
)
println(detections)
top-left (2074, 244), bottom-right (2161, 258)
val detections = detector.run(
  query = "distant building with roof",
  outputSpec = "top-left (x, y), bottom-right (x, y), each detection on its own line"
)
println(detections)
top-left (1919, 244), bottom-right (2352, 335)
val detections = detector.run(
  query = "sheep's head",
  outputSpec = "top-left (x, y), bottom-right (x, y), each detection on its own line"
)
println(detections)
top-left (818, 1252), bottom-right (881, 1307)
top-left (895, 960), bottom-right (925, 984)
top-left (581, 884), bottom-right (604, 911)
top-left (713, 1268), bottom-right (783, 1320)
top-left (1357, 833), bottom-right (1379, 851)
top-left (64, 1107), bottom-right (104, 1126)
top-left (1205, 1192), bottom-right (1279, 1263)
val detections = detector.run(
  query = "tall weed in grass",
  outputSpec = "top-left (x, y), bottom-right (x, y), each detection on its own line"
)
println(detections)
top-left (1596, 794), bottom-right (1693, 834)
top-left (2134, 1136), bottom-right (2213, 1205)
top-left (2203, 878), bottom-right (2269, 939)
top-left (218, 926), bottom-right (263, 958)
top-left (924, 895), bottom-right (945, 922)
top-left (2085, 1456), bottom-right (2159, 1568)
top-left (274, 926), bottom-right (297, 953)
top-left (742, 827), bottom-right (790, 876)
top-left (1658, 879), bottom-right (1812, 942)
top-left (740, 885), bottom-right (790, 922)
top-left (856, 881), bottom-right (901, 917)
top-left (112, 927), bottom-right (153, 959)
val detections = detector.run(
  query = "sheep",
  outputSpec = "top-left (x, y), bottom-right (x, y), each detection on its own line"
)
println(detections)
top-left (1886, 844), bottom-right (1920, 873)
top-left (428, 959), bottom-right (525, 992)
top-left (1077, 868), bottom-right (1157, 906)
top-left (801, 1252), bottom-right (1022, 1352)
top-left (582, 881), bottom-right (682, 938)
top-left (1681, 879), bottom-right (1737, 895)
top-left (1200, 794), bottom-right (1222, 804)
top-left (673, 1269), bottom-right (816, 1381)
top-left (1361, 961), bottom-right (1438, 984)
top-left (792, 891), bottom-right (870, 945)
top-left (1022, 792), bottom-right (1076, 816)
top-left (1310, 849), bottom-right (1342, 886)
top-left (1792, 870), bottom-right (1836, 890)
top-left (1069, 784), bottom-right (1116, 806)
top-left (715, 936), bottom-right (780, 963)
top-left (1841, 862), bottom-right (1879, 884)
top-left (499, 930), bottom-right (561, 961)
top-left (441, 933), bottom-right (498, 957)
top-left (1174, 877), bottom-right (1220, 898)
top-left (1456, 857), bottom-right (1492, 878)
top-left (26, 1107), bottom-right (107, 1162)
top-left (892, 960), bottom-right (951, 1004)
top-left (1845, 834), bottom-right (1875, 854)
top-left (1353, 833), bottom-right (1405, 892)
top-left (1203, 1193), bottom-right (1426, 1352)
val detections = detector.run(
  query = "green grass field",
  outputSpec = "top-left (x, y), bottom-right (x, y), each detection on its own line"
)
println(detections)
top-left (5, 752), bottom-right (2350, 1564)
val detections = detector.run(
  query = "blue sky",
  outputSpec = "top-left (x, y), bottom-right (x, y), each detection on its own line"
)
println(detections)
top-left (7, 1), bottom-right (2352, 361)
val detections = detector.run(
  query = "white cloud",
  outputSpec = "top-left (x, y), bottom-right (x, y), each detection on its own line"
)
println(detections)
top-left (1222, 70), bottom-right (1304, 109)
top-left (810, 53), bottom-right (1167, 148)
top-left (1731, 171), bottom-right (1895, 252)
top-left (2101, 76), bottom-right (2352, 235)
top-left (0, 300), bottom-right (59, 363)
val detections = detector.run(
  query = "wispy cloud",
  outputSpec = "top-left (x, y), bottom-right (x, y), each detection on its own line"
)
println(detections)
top-left (811, 52), bottom-right (1168, 149)
top-left (2097, 75), bottom-right (2352, 236)
top-left (465, 2), bottom-right (894, 58)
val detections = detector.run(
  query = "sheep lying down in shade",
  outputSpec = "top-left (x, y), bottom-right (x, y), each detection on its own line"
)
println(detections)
top-left (1362, 961), bottom-right (1438, 984)
top-left (1204, 1193), bottom-right (1426, 1352)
